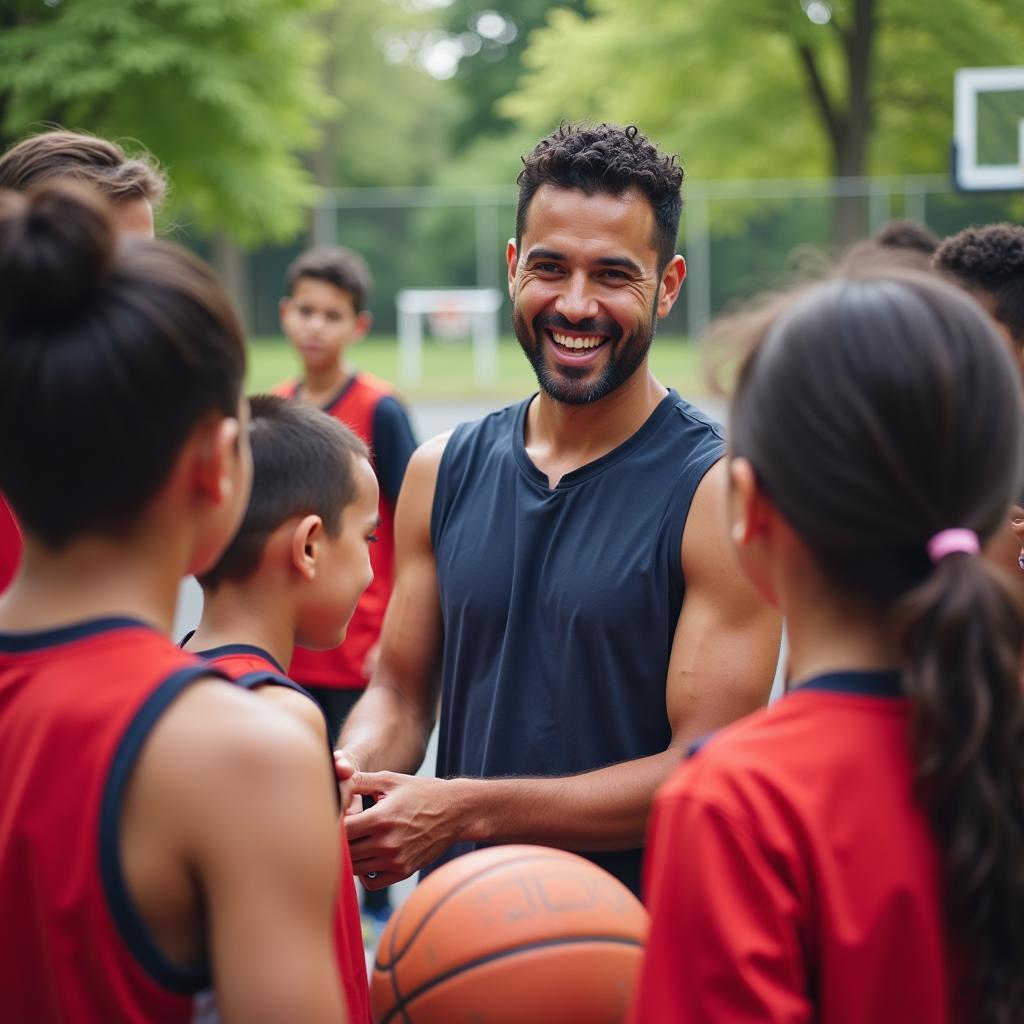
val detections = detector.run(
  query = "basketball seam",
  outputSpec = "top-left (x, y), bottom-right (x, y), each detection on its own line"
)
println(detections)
top-left (378, 934), bottom-right (643, 1024)
top-left (375, 853), bottom-right (575, 969)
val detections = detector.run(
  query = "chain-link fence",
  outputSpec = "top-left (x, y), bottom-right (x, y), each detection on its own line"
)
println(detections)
top-left (219, 176), bottom-right (1022, 339)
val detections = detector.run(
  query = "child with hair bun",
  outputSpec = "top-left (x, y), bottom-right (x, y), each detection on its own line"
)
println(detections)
top-left (632, 270), bottom-right (1024, 1024)
top-left (0, 184), bottom-right (347, 1023)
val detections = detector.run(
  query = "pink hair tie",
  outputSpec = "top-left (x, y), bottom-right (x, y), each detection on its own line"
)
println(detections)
top-left (927, 528), bottom-right (980, 563)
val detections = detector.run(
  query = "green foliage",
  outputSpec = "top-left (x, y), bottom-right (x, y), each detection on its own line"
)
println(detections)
top-left (441, 0), bottom-right (588, 151)
top-left (0, 0), bottom-right (330, 243)
top-left (503, 0), bottom-right (1024, 180)
top-left (316, 1), bottom-right (456, 188)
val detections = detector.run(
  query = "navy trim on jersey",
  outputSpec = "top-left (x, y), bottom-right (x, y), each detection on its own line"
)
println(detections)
top-left (372, 395), bottom-right (418, 505)
top-left (0, 616), bottom-right (151, 652)
top-left (796, 670), bottom-right (903, 698)
top-left (235, 668), bottom-right (316, 703)
top-left (99, 664), bottom-right (227, 993)
top-left (195, 643), bottom-right (287, 675)
top-left (319, 374), bottom-right (358, 414)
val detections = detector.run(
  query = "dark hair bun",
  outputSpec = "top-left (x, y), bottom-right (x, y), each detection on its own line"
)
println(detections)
top-left (0, 181), bottom-right (116, 329)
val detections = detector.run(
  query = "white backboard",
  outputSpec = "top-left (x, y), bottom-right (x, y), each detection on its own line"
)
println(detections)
top-left (953, 66), bottom-right (1024, 191)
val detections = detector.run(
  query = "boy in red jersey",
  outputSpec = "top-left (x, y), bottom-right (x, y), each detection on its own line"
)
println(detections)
top-left (0, 129), bottom-right (168, 594)
top-left (276, 246), bottom-right (417, 740)
top-left (0, 185), bottom-right (348, 1023)
top-left (184, 393), bottom-right (379, 1024)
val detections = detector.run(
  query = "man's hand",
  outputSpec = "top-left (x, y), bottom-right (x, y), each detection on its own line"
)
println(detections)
top-left (344, 772), bottom-right (465, 889)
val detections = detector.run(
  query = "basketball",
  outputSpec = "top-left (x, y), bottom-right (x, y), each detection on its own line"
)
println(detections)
top-left (370, 845), bottom-right (648, 1024)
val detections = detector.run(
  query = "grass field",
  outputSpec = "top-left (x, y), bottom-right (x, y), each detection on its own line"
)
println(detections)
top-left (248, 335), bottom-right (708, 401)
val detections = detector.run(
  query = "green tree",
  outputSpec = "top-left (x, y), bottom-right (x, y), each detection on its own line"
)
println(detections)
top-left (504, 0), bottom-right (1024, 244)
top-left (441, 0), bottom-right (587, 151)
top-left (309, 0), bottom-right (455, 189)
top-left (0, 0), bottom-right (329, 244)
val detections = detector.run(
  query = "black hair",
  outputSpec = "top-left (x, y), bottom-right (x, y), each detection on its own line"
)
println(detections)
top-left (516, 123), bottom-right (683, 271)
top-left (934, 224), bottom-right (1024, 347)
top-left (199, 394), bottom-right (369, 590)
top-left (284, 246), bottom-right (373, 314)
top-left (0, 183), bottom-right (245, 548)
top-left (728, 270), bottom-right (1024, 1023)
top-left (874, 217), bottom-right (941, 257)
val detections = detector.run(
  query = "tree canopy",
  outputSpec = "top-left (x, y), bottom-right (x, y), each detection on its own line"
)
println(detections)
top-left (504, 0), bottom-right (1024, 232)
top-left (0, 0), bottom-right (329, 243)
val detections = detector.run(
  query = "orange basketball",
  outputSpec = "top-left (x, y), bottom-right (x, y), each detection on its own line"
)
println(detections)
top-left (370, 845), bottom-right (648, 1024)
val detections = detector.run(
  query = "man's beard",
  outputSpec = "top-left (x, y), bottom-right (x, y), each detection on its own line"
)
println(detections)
top-left (513, 301), bottom-right (658, 406)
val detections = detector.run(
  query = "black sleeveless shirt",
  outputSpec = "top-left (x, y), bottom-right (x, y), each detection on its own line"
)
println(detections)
top-left (429, 389), bottom-right (725, 894)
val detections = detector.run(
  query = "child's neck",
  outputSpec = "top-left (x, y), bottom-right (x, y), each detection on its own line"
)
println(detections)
top-left (301, 359), bottom-right (351, 406)
top-left (780, 572), bottom-right (902, 688)
top-left (0, 531), bottom-right (185, 635)
top-left (187, 583), bottom-right (296, 674)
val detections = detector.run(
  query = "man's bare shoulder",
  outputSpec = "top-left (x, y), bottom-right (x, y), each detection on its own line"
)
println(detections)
top-left (408, 430), bottom-right (452, 476)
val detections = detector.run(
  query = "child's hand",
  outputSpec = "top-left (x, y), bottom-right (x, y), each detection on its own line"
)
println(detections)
top-left (334, 749), bottom-right (363, 815)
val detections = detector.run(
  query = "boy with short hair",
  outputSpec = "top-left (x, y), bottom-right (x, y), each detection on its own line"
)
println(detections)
top-left (276, 247), bottom-right (417, 739)
top-left (184, 394), bottom-right (378, 1024)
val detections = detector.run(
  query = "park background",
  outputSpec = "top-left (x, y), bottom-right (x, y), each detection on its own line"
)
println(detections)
top-left (3, 0), bottom-right (1024, 407)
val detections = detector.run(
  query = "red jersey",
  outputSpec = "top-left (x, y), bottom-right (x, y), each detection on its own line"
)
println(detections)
top-left (276, 372), bottom-right (416, 689)
top-left (0, 617), bottom-right (225, 1023)
top-left (0, 493), bottom-right (22, 593)
top-left (199, 642), bottom-right (372, 1024)
top-left (631, 671), bottom-right (969, 1024)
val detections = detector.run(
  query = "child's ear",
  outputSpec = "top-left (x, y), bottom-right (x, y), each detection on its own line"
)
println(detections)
top-left (353, 310), bottom-right (373, 341)
top-left (194, 415), bottom-right (242, 505)
top-left (278, 296), bottom-right (291, 332)
top-left (728, 457), bottom-right (772, 548)
top-left (291, 514), bottom-right (323, 580)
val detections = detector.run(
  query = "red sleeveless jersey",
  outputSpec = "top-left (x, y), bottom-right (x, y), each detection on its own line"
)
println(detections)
top-left (0, 617), bottom-right (224, 1023)
top-left (0, 493), bottom-right (22, 593)
top-left (200, 643), bottom-right (372, 1024)
top-left (275, 372), bottom-right (399, 690)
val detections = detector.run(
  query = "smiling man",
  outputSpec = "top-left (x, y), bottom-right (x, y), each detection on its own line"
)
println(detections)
top-left (337, 123), bottom-right (781, 896)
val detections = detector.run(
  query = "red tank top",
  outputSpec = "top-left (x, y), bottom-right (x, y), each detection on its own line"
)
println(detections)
top-left (0, 617), bottom-right (222, 1023)
top-left (199, 643), bottom-right (372, 1024)
top-left (0, 493), bottom-right (22, 593)
top-left (275, 373), bottom-right (398, 689)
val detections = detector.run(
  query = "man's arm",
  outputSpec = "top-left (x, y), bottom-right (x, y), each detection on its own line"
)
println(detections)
top-left (146, 682), bottom-right (347, 1023)
top-left (346, 459), bottom-right (782, 887)
top-left (336, 432), bottom-right (449, 774)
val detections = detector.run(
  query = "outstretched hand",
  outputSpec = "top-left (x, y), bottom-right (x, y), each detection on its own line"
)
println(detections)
top-left (343, 771), bottom-right (463, 890)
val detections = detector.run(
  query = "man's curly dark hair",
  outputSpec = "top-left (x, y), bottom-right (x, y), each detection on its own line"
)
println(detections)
top-left (516, 123), bottom-right (684, 271)
top-left (934, 223), bottom-right (1024, 347)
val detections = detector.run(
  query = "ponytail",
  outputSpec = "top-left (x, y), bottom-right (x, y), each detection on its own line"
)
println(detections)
top-left (896, 555), bottom-right (1024, 1023)
top-left (728, 269), bottom-right (1024, 1021)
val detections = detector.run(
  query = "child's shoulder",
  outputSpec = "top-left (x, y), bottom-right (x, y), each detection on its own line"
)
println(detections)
top-left (350, 369), bottom-right (398, 399)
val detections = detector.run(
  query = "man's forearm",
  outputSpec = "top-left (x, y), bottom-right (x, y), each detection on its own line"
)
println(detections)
top-left (337, 684), bottom-right (433, 775)
top-left (452, 746), bottom-right (684, 852)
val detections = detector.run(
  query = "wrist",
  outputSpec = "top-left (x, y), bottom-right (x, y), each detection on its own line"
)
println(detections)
top-left (450, 777), bottom-right (492, 844)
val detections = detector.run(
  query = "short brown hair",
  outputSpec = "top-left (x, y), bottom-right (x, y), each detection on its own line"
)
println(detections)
top-left (199, 394), bottom-right (369, 590)
top-left (0, 129), bottom-right (167, 207)
top-left (284, 246), bottom-right (373, 313)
